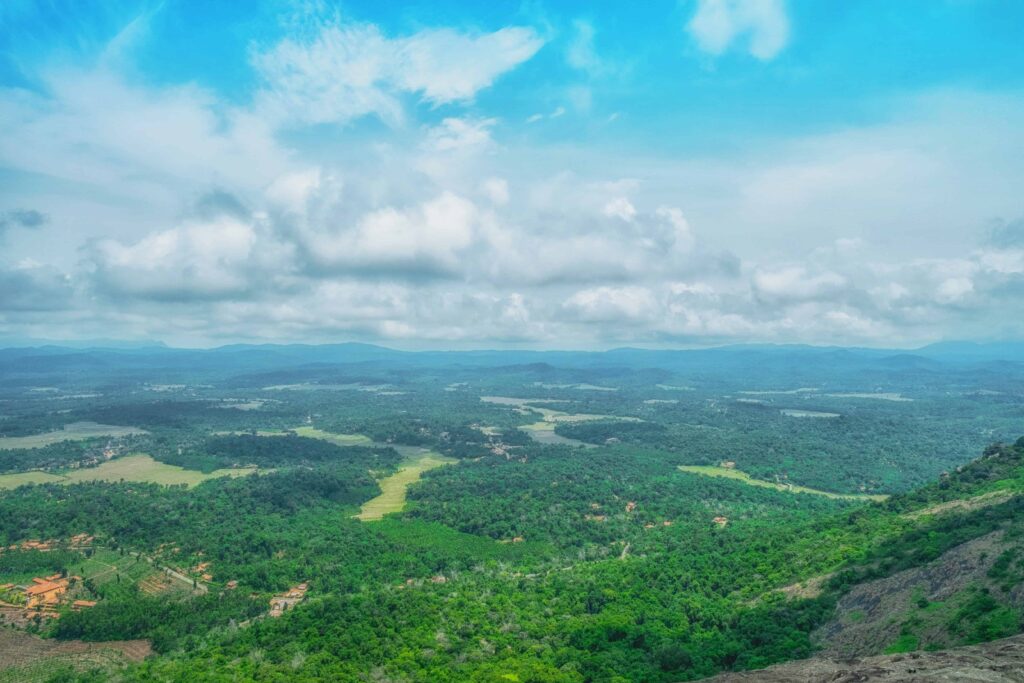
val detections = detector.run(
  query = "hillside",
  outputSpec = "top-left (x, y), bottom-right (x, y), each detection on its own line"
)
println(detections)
top-left (702, 438), bottom-right (1024, 680)
top-left (700, 633), bottom-right (1024, 682)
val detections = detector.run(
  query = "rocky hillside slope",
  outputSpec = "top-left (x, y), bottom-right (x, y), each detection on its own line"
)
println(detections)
top-left (700, 633), bottom-right (1024, 682)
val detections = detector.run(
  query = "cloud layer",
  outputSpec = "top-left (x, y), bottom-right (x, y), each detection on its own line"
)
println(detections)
top-left (2, 4), bottom-right (1023, 348)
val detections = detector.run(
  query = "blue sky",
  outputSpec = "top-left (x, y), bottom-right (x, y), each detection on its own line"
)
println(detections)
top-left (1, 0), bottom-right (1023, 348)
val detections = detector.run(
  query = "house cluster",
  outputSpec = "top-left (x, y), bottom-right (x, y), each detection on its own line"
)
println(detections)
top-left (192, 561), bottom-right (213, 582)
top-left (8, 539), bottom-right (54, 552)
top-left (25, 575), bottom-right (69, 609)
top-left (69, 441), bottom-right (123, 469)
top-left (269, 583), bottom-right (308, 617)
top-left (3, 534), bottom-right (94, 554)
top-left (0, 573), bottom-right (97, 619)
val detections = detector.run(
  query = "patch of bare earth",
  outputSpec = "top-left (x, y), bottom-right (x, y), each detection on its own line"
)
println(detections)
top-left (0, 628), bottom-right (151, 678)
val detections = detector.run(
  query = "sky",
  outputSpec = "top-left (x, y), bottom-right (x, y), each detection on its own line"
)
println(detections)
top-left (1, 0), bottom-right (1024, 349)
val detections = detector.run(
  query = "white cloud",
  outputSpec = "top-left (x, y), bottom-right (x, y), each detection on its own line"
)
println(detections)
top-left (3, 2), bottom-right (1024, 349)
top-left (89, 212), bottom-right (275, 301)
top-left (297, 191), bottom-right (479, 277)
top-left (752, 266), bottom-right (846, 302)
top-left (935, 276), bottom-right (973, 304)
top-left (253, 18), bottom-right (543, 127)
top-left (564, 286), bottom-right (658, 322)
top-left (687, 0), bottom-right (790, 60)
top-left (603, 197), bottom-right (637, 222)
top-left (423, 117), bottom-right (496, 153)
top-left (0, 71), bottom-right (290, 204)
top-left (481, 177), bottom-right (510, 205)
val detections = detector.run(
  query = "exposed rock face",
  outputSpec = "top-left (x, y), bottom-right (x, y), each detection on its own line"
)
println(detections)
top-left (699, 633), bottom-right (1024, 682)
top-left (813, 531), bottom-right (1009, 657)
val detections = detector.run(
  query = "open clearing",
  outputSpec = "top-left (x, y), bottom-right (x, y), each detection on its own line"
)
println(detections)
top-left (356, 451), bottom-right (456, 521)
top-left (480, 396), bottom-right (640, 447)
top-left (678, 465), bottom-right (888, 501)
top-left (0, 422), bottom-right (147, 450)
top-left (739, 388), bottom-right (818, 395)
top-left (824, 392), bottom-right (913, 401)
top-left (533, 382), bottom-right (618, 391)
top-left (0, 454), bottom-right (256, 490)
top-left (292, 426), bottom-right (373, 445)
top-left (0, 628), bottom-right (151, 683)
top-left (219, 426), bottom-right (374, 446)
top-left (780, 408), bottom-right (840, 418)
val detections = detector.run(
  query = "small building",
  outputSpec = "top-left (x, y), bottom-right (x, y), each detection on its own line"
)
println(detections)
top-left (713, 516), bottom-right (729, 528)
top-left (25, 579), bottom-right (66, 608)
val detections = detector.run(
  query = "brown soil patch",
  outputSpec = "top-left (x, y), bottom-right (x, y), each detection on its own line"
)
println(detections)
top-left (0, 627), bottom-right (151, 679)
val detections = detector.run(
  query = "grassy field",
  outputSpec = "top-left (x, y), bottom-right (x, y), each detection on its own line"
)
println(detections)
top-left (68, 548), bottom-right (196, 599)
top-left (356, 451), bottom-right (456, 521)
top-left (0, 454), bottom-right (256, 490)
top-left (780, 409), bottom-right (841, 418)
top-left (0, 471), bottom-right (66, 488)
top-left (0, 422), bottom-right (147, 450)
top-left (292, 426), bottom-right (373, 445)
top-left (678, 465), bottom-right (889, 501)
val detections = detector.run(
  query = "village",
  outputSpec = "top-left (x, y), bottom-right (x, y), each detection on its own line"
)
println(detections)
top-left (0, 573), bottom-right (97, 625)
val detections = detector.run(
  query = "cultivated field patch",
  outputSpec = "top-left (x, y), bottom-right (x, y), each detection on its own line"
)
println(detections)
top-left (780, 409), bottom-right (841, 418)
top-left (356, 451), bottom-right (456, 521)
top-left (0, 628), bottom-right (150, 682)
top-left (481, 396), bottom-right (642, 447)
top-left (0, 454), bottom-right (256, 490)
top-left (824, 392), bottom-right (913, 401)
top-left (678, 465), bottom-right (888, 501)
top-left (292, 426), bottom-right (373, 446)
top-left (0, 422), bottom-right (147, 450)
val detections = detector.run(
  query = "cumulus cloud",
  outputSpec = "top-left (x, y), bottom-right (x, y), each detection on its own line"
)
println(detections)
top-left (752, 266), bottom-right (847, 303)
top-left (4, 7), bottom-right (1024, 348)
top-left (253, 16), bottom-right (543, 126)
top-left (287, 190), bottom-right (478, 279)
top-left (88, 193), bottom-right (293, 302)
top-left (687, 0), bottom-right (790, 60)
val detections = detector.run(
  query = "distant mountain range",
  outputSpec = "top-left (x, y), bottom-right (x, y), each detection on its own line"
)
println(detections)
top-left (2, 340), bottom-right (1024, 387)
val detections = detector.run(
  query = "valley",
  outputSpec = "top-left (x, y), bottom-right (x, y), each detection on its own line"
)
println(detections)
top-left (0, 343), bottom-right (1021, 681)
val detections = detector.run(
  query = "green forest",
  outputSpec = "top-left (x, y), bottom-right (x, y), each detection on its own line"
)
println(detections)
top-left (0, 345), bottom-right (1022, 681)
